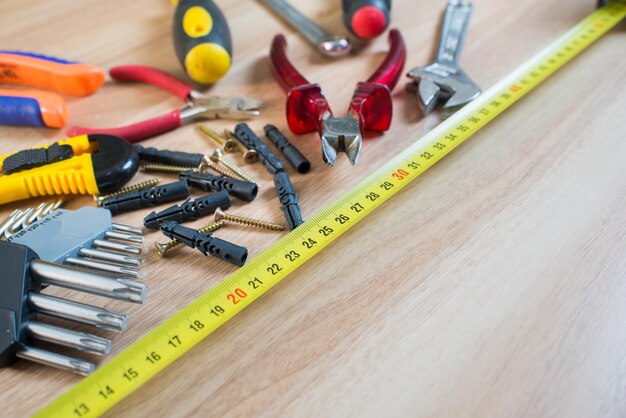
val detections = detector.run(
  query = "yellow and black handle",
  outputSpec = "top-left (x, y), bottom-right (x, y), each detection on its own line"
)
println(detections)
top-left (0, 135), bottom-right (138, 205)
top-left (173, 0), bottom-right (232, 85)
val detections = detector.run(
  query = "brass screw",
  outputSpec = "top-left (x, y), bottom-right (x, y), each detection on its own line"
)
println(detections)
top-left (142, 164), bottom-right (199, 174)
top-left (214, 208), bottom-right (285, 231)
top-left (210, 149), bottom-right (257, 183)
top-left (200, 159), bottom-right (240, 180)
top-left (155, 220), bottom-right (225, 257)
top-left (94, 178), bottom-right (160, 206)
top-left (198, 125), bottom-right (258, 164)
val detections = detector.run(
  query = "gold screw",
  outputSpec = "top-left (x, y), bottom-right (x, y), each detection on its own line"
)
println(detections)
top-left (198, 125), bottom-right (258, 164)
top-left (155, 220), bottom-right (225, 257)
top-left (210, 149), bottom-right (257, 183)
top-left (214, 208), bottom-right (285, 231)
top-left (94, 178), bottom-right (160, 206)
top-left (200, 159), bottom-right (240, 180)
top-left (141, 164), bottom-right (199, 174)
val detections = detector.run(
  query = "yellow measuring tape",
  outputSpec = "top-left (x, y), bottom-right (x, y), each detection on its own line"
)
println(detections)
top-left (36, 2), bottom-right (626, 416)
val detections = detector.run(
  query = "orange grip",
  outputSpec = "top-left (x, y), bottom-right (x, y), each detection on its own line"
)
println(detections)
top-left (0, 52), bottom-right (105, 96)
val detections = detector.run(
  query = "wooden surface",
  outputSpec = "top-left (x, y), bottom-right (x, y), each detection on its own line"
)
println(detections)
top-left (0, 0), bottom-right (625, 416)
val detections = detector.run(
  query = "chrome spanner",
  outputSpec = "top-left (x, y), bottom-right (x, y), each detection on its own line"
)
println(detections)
top-left (407, 0), bottom-right (481, 114)
top-left (259, 0), bottom-right (352, 57)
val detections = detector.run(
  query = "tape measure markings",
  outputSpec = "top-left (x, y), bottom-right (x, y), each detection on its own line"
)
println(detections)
top-left (36, 2), bottom-right (626, 417)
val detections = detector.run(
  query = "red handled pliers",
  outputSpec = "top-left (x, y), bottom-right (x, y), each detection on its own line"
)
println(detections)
top-left (269, 29), bottom-right (406, 166)
top-left (67, 65), bottom-right (263, 143)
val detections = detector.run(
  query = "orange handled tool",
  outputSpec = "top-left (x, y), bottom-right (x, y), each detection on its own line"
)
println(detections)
top-left (0, 51), bottom-right (105, 96)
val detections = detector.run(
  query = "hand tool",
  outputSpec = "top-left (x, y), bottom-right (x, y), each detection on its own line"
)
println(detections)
top-left (233, 123), bottom-right (285, 174)
top-left (0, 198), bottom-right (66, 239)
top-left (173, 0), bottom-right (232, 84)
top-left (274, 171), bottom-right (303, 230)
top-left (0, 134), bottom-right (138, 205)
top-left (144, 191), bottom-right (231, 229)
top-left (406, 0), bottom-right (481, 115)
top-left (0, 240), bottom-right (147, 375)
top-left (6, 207), bottom-right (144, 278)
top-left (102, 180), bottom-right (190, 215)
top-left (258, 0), bottom-right (352, 57)
top-left (66, 65), bottom-right (262, 143)
top-left (155, 220), bottom-right (224, 257)
top-left (35, 2), bottom-right (626, 415)
top-left (197, 125), bottom-right (258, 164)
top-left (264, 124), bottom-right (311, 174)
top-left (179, 170), bottom-right (259, 201)
top-left (342, 0), bottom-right (392, 40)
top-left (0, 51), bottom-right (104, 128)
top-left (0, 89), bottom-right (68, 128)
top-left (214, 207), bottom-right (285, 231)
top-left (270, 29), bottom-right (406, 166)
top-left (159, 221), bottom-right (248, 266)
top-left (0, 51), bottom-right (105, 95)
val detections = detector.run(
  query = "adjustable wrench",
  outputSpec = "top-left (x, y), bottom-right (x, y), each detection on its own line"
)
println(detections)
top-left (407, 0), bottom-right (481, 114)
top-left (259, 0), bottom-right (352, 57)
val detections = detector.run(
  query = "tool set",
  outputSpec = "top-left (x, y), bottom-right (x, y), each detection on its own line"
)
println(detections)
top-left (0, 0), bottom-right (621, 413)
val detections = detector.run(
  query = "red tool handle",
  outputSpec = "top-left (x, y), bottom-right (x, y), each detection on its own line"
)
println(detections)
top-left (109, 65), bottom-right (193, 102)
top-left (270, 35), bottom-right (331, 135)
top-left (349, 29), bottom-right (406, 132)
top-left (66, 109), bottom-right (182, 143)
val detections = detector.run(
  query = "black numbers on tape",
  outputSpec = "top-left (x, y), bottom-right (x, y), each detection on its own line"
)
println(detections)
top-left (123, 368), bottom-right (138, 381)
top-left (248, 277), bottom-right (264, 288)
top-left (335, 214), bottom-right (350, 224)
top-left (146, 352), bottom-right (161, 364)
top-left (189, 320), bottom-right (205, 332)
top-left (365, 192), bottom-right (380, 202)
top-left (433, 142), bottom-right (445, 150)
top-left (167, 335), bottom-right (181, 348)
top-left (210, 305), bottom-right (225, 317)
top-left (267, 263), bottom-right (282, 275)
top-left (319, 226), bottom-right (334, 236)
top-left (73, 403), bottom-right (90, 417)
top-left (351, 203), bottom-right (364, 212)
top-left (421, 152), bottom-right (433, 160)
top-left (380, 181), bottom-right (394, 190)
top-left (302, 238), bottom-right (317, 249)
top-left (98, 385), bottom-right (114, 400)
top-left (284, 251), bottom-right (300, 262)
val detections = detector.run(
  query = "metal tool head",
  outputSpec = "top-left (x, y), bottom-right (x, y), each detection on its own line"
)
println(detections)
top-left (189, 92), bottom-right (263, 118)
top-left (318, 36), bottom-right (352, 57)
top-left (321, 116), bottom-right (362, 166)
top-left (407, 62), bottom-right (481, 114)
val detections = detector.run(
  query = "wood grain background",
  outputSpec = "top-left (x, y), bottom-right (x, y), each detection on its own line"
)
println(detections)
top-left (0, 0), bottom-right (624, 416)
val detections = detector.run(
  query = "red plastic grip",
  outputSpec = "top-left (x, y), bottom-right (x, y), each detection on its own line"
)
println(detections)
top-left (67, 109), bottom-right (182, 143)
top-left (270, 34), bottom-right (331, 135)
top-left (348, 29), bottom-right (406, 132)
top-left (109, 65), bottom-right (193, 102)
top-left (270, 35), bottom-right (312, 91)
top-left (366, 29), bottom-right (406, 88)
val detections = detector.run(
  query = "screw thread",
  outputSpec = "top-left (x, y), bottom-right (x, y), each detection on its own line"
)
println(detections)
top-left (216, 209), bottom-right (284, 231)
top-left (142, 164), bottom-right (198, 174)
top-left (155, 221), bottom-right (224, 257)
top-left (202, 160), bottom-right (239, 179)
top-left (94, 178), bottom-right (160, 206)
top-left (214, 154), bottom-right (256, 183)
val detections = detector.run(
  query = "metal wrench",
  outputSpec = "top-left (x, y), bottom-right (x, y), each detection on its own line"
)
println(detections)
top-left (407, 0), bottom-right (481, 114)
top-left (260, 0), bottom-right (352, 57)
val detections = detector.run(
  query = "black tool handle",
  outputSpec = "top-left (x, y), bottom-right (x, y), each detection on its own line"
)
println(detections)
top-left (160, 221), bottom-right (247, 266)
top-left (233, 123), bottom-right (284, 175)
top-left (144, 191), bottom-right (230, 229)
top-left (135, 145), bottom-right (204, 168)
top-left (179, 171), bottom-right (258, 202)
top-left (274, 172), bottom-right (303, 230)
top-left (103, 180), bottom-right (190, 215)
top-left (264, 124), bottom-right (310, 174)
top-left (342, 0), bottom-right (391, 40)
